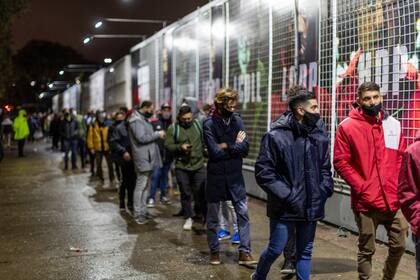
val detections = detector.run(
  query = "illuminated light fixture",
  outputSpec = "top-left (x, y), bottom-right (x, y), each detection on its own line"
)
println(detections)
top-left (48, 83), bottom-right (53, 89)
top-left (104, 58), bottom-right (112, 64)
top-left (59, 70), bottom-right (64, 75)
top-left (95, 21), bottom-right (103, 29)
top-left (109, 67), bottom-right (115, 73)
top-left (30, 81), bottom-right (36, 87)
top-left (83, 37), bottom-right (92, 44)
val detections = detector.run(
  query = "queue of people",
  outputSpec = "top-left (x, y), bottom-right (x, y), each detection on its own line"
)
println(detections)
top-left (1, 82), bottom-right (418, 280)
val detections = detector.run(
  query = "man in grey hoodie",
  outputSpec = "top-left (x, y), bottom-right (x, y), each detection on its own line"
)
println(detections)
top-left (128, 101), bottom-right (166, 224)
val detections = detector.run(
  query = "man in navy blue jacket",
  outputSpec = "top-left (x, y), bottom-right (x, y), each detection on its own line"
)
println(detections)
top-left (252, 86), bottom-right (334, 280)
top-left (203, 88), bottom-right (257, 266)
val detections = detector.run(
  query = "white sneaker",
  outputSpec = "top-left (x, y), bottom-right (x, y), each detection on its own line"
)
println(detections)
top-left (147, 198), bottom-right (155, 208)
top-left (183, 218), bottom-right (193, 231)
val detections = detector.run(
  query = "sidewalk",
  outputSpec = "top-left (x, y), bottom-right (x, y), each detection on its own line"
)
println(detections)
top-left (0, 142), bottom-right (416, 280)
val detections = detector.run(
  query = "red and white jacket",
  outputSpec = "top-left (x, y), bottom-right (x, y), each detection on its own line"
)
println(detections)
top-left (333, 105), bottom-right (406, 212)
top-left (398, 130), bottom-right (420, 237)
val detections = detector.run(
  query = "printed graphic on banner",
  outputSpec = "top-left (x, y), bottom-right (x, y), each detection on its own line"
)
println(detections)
top-left (137, 64), bottom-right (150, 102)
top-left (334, 0), bottom-right (419, 142)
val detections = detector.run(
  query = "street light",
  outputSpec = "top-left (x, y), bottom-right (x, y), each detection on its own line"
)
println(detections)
top-left (59, 70), bottom-right (64, 76)
top-left (94, 18), bottom-right (167, 29)
top-left (104, 58), bottom-right (112, 64)
top-left (83, 34), bottom-right (147, 44)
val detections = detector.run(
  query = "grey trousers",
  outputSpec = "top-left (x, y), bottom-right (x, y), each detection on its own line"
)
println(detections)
top-left (134, 171), bottom-right (151, 219)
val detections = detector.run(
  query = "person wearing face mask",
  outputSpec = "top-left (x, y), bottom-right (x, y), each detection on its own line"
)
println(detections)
top-left (60, 108), bottom-right (79, 170)
top-left (334, 82), bottom-right (408, 280)
top-left (165, 105), bottom-right (207, 231)
top-left (128, 101), bottom-right (166, 225)
top-left (147, 103), bottom-right (174, 208)
top-left (203, 88), bottom-right (257, 266)
top-left (87, 110), bottom-right (115, 184)
top-left (251, 86), bottom-right (333, 280)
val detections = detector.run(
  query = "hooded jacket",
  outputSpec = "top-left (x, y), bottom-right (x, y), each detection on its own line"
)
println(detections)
top-left (13, 110), bottom-right (30, 140)
top-left (398, 130), bottom-right (420, 237)
top-left (87, 121), bottom-right (109, 152)
top-left (255, 112), bottom-right (333, 221)
top-left (334, 105), bottom-right (406, 212)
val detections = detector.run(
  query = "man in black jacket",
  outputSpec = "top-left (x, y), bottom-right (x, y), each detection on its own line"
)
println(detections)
top-left (252, 86), bottom-right (334, 280)
top-left (60, 109), bottom-right (79, 170)
top-left (109, 110), bottom-right (136, 212)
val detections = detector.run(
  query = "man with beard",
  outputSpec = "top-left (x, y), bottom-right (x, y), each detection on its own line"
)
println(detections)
top-left (334, 82), bottom-right (408, 280)
top-left (203, 88), bottom-right (257, 266)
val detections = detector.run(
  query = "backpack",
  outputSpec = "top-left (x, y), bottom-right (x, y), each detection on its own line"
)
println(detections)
top-left (173, 119), bottom-right (203, 144)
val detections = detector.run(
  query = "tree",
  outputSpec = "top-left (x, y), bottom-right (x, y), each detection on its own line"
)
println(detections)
top-left (0, 0), bottom-right (27, 100)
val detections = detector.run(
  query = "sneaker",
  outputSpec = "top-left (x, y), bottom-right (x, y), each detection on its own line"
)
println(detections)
top-left (280, 260), bottom-right (296, 274)
top-left (183, 218), bottom-right (193, 231)
top-left (209, 252), bottom-right (221, 265)
top-left (145, 212), bottom-right (156, 220)
top-left (217, 229), bottom-right (231, 241)
top-left (231, 231), bottom-right (240, 244)
top-left (147, 198), bottom-right (155, 208)
top-left (135, 216), bottom-right (149, 225)
top-left (238, 251), bottom-right (257, 266)
top-left (160, 196), bottom-right (172, 205)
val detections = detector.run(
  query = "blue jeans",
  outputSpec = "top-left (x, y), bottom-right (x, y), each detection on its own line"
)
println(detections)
top-left (254, 220), bottom-right (317, 280)
top-left (149, 163), bottom-right (171, 200)
top-left (207, 199), bottom-right (251, 253)
top-left (63, 139), bottom-right (78, 169)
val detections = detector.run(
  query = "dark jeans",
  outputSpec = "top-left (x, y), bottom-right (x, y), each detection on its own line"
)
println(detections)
top-left (414, 235), bottom-right (420, 280)
top-left (78, 138), bottom-right (87, 168)
top-left (150, 162), bottom-right (171, 200)
top-left (63, 139), bottom-right (78, 169)
top-left (17, 139), bottom-right (25, 157)
top-left (114, 162), bottom-right (121, 182)
top-left (284, 229), bottom-right (296, 263)
top-left (254, 220), bottom-right (317, 280)
top-left (89, 149), bottom-right (95, 176)
top-left (52, 134), bottom-right (59, 150)
top-left (120, 160), bottom-right (136, 208)
top-left (207, 199), bottom-right (251, 253)
top-left (175, 167), bottom-right (206, 219)
top-left (95, 151), bottom-right (115, 182)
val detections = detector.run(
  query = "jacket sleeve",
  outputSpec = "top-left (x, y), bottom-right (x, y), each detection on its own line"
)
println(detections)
top-left (398, 151), bottom-right (420, 231)
top-left (320, 140), bottom-right (334, 197)
top-left (164, 124), bottom-right (182, 154)
top-left (87, 126), bottom-right (94, 150)
top-left (227, 116), bottom-right (249, 158)
top-left (129, 119), bottom-right (160, 145)
top-left (254, 132), bottom-right (293, 202)
top-left (333, 125), bottom-right (365, 194)
top-left (108, 126), bottom-right (127, 156)
top-left (203, 120), bottom-right (230, 161)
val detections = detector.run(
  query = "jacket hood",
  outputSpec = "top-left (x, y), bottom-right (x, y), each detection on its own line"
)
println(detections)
top-left (18, 109), bottom-right (27, 117)
top-left (182, 97), bottom-right (200, 116)
top-left (349, 103), bottom-right (388, 123)
top-left (271, 111), bottom-right (325, 135)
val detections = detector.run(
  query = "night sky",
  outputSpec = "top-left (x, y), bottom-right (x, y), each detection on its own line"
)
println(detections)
top-left (12, 0), bottom-right (208, 63)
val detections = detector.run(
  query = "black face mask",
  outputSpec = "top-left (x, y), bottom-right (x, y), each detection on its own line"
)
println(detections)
top-left (303, 111), bottom-right (321, 128)
top-left (143, 111), bottom-right (153, 119)
top-left (362, 103), bottom-right (382, 117)
top-left (220, 107), bottom-right (233, 119)
top-left (179, 121), bottom-right (193, 129)
top-left (115, 120), bottom-right (123, 125)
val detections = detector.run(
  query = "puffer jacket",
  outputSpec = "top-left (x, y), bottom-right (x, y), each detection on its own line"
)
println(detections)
top-left (128, 110), bottom-right (162, 173)
top-left (87, 122), bottom-right (109, 152)
top-left (398, 130), bottom-right (420, 237)
top-left (255, 112), bottom-right (334, 221)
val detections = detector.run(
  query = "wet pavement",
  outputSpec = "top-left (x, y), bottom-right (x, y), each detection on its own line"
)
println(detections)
top-left (0, 142), bottom-right (417, 280)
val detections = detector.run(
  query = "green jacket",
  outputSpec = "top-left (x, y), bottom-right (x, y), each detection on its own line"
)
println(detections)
top-left (76, 114), bottom-right (87, 138)
top-left (13, 109), bottom-right (30, 140)
top-left (165, 120), bottom-right (205, 171)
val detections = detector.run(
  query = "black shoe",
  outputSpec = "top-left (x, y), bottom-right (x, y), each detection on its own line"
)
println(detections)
top-left (280, 260), bottom-right (296, 274)
top-left (173, 210), bottom-right (184, 217)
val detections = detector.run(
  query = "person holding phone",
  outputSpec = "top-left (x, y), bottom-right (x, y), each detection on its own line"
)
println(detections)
top-left (165, 105), bottom-right (207, 231)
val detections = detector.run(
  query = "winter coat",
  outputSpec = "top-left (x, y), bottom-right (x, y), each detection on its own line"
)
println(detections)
top-left (76, 115), bottom-right (87, 139)
top-left (255, 112), bottom-right (334, 221)
top-left (128, 110), bottom-right (162, 173)
top-left (151, 116), bottom-right (173, 164)
top-left (13, 110), bottom-right (30, 140)
top-left (108, 120), bottom-right (132, 165)
top-left (398, 130), bottom-right (420, 237)
top-left (87, 122), bottom-right (110, 152)
top-left (165, 119), bottom-right (205, 171)
top-left (203, 112), bottom-right (248, 203)
top-left (60, 118), bottom-right (79, 140)
top-left (334, 105), bottom-right (406, 212)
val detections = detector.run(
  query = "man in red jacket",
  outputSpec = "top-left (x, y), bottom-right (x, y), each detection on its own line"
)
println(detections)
top-left (398, 129), bottom-right (420, 279)
top-left (334, 81), bottom-right (408, 280)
